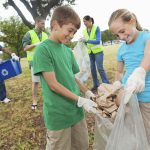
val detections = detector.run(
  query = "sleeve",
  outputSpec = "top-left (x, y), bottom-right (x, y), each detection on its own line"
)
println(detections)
top-left (33, 45), bottom-right (54, 76)
top-left (22, 32), bottom-right (31, 48)
top-left (143, 31), bottom-right (150, 44)
top-left (71, 51), bottom-right (80, 74)
top-left (117, 46), bottom-right (123, 62)
top-left (87, 26), bottom-right (100, 44)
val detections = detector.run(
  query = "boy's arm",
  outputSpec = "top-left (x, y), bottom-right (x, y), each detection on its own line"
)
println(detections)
top-left (75, 77), bottom-right (96, 100)
top-left (42, 71), bottom-right (97, 113)
top-left (42, 71), bottom-right (79, 101)
top-left (42, 72), bottom-right (97, 113)
top-left (75, 78), bottom-right (89, 93)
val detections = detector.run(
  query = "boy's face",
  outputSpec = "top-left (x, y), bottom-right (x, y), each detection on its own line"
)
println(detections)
top-left (52, 22), bottom-right (78, 44)
top-left (109, 18), bottom-right (138, 44)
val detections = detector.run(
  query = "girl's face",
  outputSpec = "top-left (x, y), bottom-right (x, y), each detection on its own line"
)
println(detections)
top-left (50, 21), bottom-right (78, 44)
top-left (109, 18), bottom-right (139, 44)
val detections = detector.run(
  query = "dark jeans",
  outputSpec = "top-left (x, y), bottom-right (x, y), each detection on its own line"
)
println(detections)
top-left (89, 52), bottom-right (109, 88)
top-left (0, 81), bottom-right (6, 101)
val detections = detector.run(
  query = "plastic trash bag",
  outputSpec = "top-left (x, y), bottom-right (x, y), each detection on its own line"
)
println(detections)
top-left (105, 94), bottom-right (149, 150)
top-left (93, 93), bottom-right (149, 150)
top-left (93, 113), bottom-right (113, 150)
top-left (73, 41), bottom-right (90, 83)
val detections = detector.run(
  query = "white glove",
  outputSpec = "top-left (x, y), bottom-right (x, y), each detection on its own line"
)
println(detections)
top-left (79, 37), bottom-right (87, 42)
top-left (124, 92), bottom-right (133, 104)
top-left (34, 42), bottom-right (42, 46)
top-left (77, 97), bottom-right (98, 113)
top-left (11, 53), bottom-right (19, 61)
top-left (125, 67), bottom-right (146, 94)
top-left (85, 90), bottom-right (96, 100)
top-left (113, 80), bottom-right (122, 89)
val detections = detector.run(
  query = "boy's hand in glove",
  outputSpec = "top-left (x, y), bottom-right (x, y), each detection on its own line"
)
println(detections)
top-left (77, 97), bottom-right (97, 114)
top-left (85, 90), bottom-right (96, 100)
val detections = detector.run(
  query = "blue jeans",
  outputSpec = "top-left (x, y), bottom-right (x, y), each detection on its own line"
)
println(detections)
top-left (0, 81), bottom-right (6, 101)
top-left (89, 52), bottom-right (109, 88)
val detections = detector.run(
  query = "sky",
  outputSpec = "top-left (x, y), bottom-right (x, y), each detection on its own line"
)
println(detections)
top-left (0, 0), bottom-right (150, 40)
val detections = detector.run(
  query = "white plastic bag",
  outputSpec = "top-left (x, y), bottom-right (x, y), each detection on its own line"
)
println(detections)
top-left (106, 94), bottom-right (149, 150)
top-left (73, 41), bottom-right (90, 83)
top-left (93, 114), bottom-right (113, 150)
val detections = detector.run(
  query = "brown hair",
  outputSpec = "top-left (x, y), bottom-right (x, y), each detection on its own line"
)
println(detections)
top-left (83, 15), bottom-right (94, 24)
top-left (35, 16), bottom-right (45, 23)
top-left (108, 9), bottom-right (143, 31)
top-left (50, 5), bottom-right (81, 30)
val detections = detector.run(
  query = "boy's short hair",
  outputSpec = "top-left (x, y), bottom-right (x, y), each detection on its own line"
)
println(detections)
top-left (50, 5), bottom-right (81, 30)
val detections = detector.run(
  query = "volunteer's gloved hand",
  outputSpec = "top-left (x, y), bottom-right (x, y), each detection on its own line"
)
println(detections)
top-left (34, 42), bottom-right (42, 46)
top-left (124, 92), bottom-right (133, 104)
top-left (113, 80), bottom-right (122, 89)
top-left (85, 90), bottom-right (96, 100)
top-left (79, 37), bottom-right (87, 42)
top-left (125, 67), bottom-right (146, 94)
top-left (77, 97), bottom-right (97, 113)
top-left (11, 53), bottom-right (19, 61)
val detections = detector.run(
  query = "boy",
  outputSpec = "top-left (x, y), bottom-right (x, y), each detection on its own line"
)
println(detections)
top-left (33, 5), bottom-right (97, 150)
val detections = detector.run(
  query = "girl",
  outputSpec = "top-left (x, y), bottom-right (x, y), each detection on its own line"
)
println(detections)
top-left (108, 9), bottom-right (150, 144)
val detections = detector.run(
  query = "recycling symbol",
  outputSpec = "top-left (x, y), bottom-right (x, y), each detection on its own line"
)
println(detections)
top-left (1, 69), bottom-right (9, 76)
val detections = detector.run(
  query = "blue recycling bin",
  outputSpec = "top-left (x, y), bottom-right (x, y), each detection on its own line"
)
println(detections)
top-left (0, 59), bottom-right (22, 81)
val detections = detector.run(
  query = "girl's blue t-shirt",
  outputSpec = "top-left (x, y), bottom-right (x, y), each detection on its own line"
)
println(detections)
top-left (117, 31), bottom-right (150, 102)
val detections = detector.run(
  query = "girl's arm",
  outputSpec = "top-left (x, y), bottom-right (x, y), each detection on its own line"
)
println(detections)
top-left (115, 61), bottom-right (124, 81)
top-left (140, 39), bottom-right (150, 71)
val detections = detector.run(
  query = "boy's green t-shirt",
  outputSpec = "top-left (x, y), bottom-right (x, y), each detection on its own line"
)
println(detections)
top-left (33, 39), bottom-right (84, 130)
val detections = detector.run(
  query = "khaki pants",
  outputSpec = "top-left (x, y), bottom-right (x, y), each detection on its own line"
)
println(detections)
top-left (139, 102), bottom-right (150, 145)
top-left (31, 66), bottom-right (40, 82)
top-left (45, 119), bottom-right (89, 150)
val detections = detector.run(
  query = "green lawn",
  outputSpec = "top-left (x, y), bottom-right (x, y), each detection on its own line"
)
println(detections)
top-left (0, 44), bottom-right (119, 150)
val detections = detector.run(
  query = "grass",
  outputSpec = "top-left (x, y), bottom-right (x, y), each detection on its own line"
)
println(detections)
top-left (0, 44), bottom-right (119, 150)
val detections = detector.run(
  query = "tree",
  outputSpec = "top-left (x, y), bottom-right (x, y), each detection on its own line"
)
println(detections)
top-left (0, 16), bottom-right (30, 57)
top-left (3, 0), bottom-right (76, 29)
top-left (102, 29), bottom-right (117, 43)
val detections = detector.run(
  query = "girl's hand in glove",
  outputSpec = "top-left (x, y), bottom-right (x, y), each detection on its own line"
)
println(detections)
top-left (113, 80), bottom-right (122, 89)
top-left (125, 67), bottom-right (146, 93)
